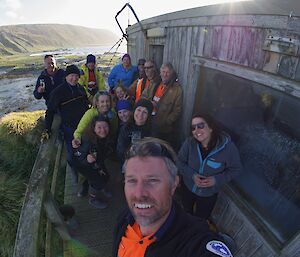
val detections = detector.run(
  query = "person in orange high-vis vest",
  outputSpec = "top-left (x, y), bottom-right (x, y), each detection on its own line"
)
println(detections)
top-left (129, 59), bottom-right (150, 103)
top-left (134, 78), bottom-right (150, 103)
top-left (141, 62), bottom-right (182, 149)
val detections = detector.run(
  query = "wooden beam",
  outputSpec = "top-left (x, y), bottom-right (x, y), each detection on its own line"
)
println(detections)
top-left (13, 117), bottom-right (60, 257)
top-left (192, 56), bottom-right (300, 99)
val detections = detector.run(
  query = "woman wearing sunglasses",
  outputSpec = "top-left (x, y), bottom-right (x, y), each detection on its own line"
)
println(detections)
top-left (177, 113), bottom-right (242, 219)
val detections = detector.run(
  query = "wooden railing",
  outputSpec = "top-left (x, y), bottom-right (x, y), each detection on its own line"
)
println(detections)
top-left (13, 117), bottom-right (70, 257)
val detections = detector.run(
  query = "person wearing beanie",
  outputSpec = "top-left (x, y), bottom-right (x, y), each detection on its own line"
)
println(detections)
top-left (65, 64), bottom-right (80, 76)
top-left (108, 53), bottom-right (138, 90)
top-left (128, 58), bottom-right (150, 103)
top-left (134, 98), bottom-right (153, 115)
top-left (116, 99), bottom-right (133, 127)
top-left (79, 54), bottom-right (105, 103)
top-left (72, 115), bottom-right (114, 209)
top-left (46, 64), bottom-right (89, 184)
top-left (117, 98), bottom-right (153, 165)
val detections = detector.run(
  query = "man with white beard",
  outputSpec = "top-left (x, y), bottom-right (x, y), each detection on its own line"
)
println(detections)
top-left (112, 137), bottom-right (233, 257)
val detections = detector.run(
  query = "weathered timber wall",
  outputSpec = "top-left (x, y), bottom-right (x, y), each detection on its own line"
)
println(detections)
top-left (127, 1), bottom-right (300, 256)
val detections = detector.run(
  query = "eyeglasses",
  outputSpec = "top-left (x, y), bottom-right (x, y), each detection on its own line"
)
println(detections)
top-left (144, 66), bottom-right (154, 70)
top-left (191, 122), bottom-right (206, 131)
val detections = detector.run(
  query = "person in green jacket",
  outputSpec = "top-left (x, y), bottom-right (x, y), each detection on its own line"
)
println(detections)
top-left (72, 91), bottom-right (118, 148)
top-left (79, 54), bottom-right (106, 103)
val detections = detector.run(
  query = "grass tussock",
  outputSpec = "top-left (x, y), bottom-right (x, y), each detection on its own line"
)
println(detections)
top-left (0, 110), bottom-right (44, 257)
top-left (0, 110), bottom-right (44, 135)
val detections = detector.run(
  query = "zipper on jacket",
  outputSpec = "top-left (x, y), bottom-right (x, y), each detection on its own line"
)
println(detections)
top-left (191, 137), bottom-right (229, 193)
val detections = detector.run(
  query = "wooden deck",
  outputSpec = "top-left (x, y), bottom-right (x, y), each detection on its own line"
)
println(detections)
top-left (64, 160), bottom-right (126, 257)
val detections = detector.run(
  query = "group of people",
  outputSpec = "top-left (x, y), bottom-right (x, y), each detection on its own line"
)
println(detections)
top-left (34, 52), bottom-right (242, 256)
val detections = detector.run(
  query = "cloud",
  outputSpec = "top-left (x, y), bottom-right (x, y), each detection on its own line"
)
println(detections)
top-left (5, 0), bottom-right (22, 10)
top-left (6, 10), bottom-right (18, 18)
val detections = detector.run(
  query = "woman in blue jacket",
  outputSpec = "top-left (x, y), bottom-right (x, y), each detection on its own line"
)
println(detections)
top-left (108, 54), bottom-right (138, 90)
top-left (177, 113), bottom-right (242, 219)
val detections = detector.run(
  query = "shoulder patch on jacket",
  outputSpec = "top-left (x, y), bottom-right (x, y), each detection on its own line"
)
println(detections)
top-left (206, 240), bottom-right (233, 257)
top-left (80, 69), bottom-right (84, 75)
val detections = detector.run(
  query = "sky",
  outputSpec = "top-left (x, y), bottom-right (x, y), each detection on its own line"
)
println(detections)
top-left (0, 0), bottom-right (247, 37)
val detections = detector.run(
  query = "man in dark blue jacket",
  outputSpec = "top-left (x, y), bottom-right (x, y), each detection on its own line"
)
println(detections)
top-left (113, 138), bottom-right (233, 257)
top-left (34, 55), bottom-right (65, 104)
top-left (46, 65), bottom-right (89, 182)
top-left (33, 54), bottom-right (65, 131)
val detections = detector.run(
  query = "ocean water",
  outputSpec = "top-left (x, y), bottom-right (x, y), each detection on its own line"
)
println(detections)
top-left (0, 77), bottom-right (45, 117)
top-left (29, 45), bottom-right (127, 57)
top-left (0, 45), bottom-right (128, 117)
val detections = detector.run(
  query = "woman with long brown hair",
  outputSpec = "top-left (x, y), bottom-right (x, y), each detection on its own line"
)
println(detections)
top-left (177, 113), bottom-right (242, 219)
top-left (72, 115), bottom-right (113, 209)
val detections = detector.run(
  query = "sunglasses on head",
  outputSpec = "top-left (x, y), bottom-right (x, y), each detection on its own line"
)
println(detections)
top-left (98, 90), bottom-right (109, 95)
top-left (126, 140), bottom-right (176, 164)
top-left (191, 122), bottom-right (206, 130)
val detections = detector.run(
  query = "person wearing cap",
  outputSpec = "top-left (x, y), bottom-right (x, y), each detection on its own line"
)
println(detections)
top-left (108, 53), bottom-right (138, 90)
top-left (78, 54), bottom-right (106, 103)
top-left (34, 54), bottom-right (65, 131)
top-left (72, 115), bottom-right (113, 209)
top-left (113, 137), bottom-right (233, 257)
top-left (115, 99), bottom-right (133, 128)
top-left (117, 99), bottom-right (153, 164)
top-left (141, 62), bottom-right (183, 148)
top-left (128, 58), bottom-right (150, 103)
top-left (46, 64), bottom-right (89, 174)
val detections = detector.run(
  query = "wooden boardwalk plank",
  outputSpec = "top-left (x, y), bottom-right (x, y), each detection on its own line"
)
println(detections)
top-left (64, 159), bottom-right (126, 257)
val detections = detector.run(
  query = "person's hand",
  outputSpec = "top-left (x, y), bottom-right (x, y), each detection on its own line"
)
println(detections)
top-left (193, 174), bottom-right (203, 187)
top-left (37, 85), bottom-right (45, 93)
top-left (88, 81), bottom-right (96, 86)
top-left (122, 94), bottom-right (130, 100)
top-left (87, 154), bottom-right (96, 163)
top-left (72, 138), bottom-right (81, 148)
top-left (98, 170), bottom-right (106, 176)
top-left (151, 101), bottom-right (157, 108)
top-left (40, 129), bottom-right (51, 142)
top-left (198, 176), bottom-right (216, 188)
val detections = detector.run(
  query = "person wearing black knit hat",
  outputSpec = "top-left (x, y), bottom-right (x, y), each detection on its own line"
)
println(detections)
top-left (134, 98), bottom-right (153, 116)
top-left (79, 54), bottom-right (106, 103)
top-left (117, 98), bottom-right (153, 165)
top-left (65, 64), bottom-right (80, 77)
top-left (46, 64), bottom-right (89, 184)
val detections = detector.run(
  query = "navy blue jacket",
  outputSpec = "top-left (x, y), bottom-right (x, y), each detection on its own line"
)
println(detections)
top-left (113, 201), bottom-right (227, 257)
top-left (178, 133), bottom-right (242, 197)
top-left (117, 122), bottom-right (151, 162)
top-left (46, 82), bottom-right (89, 131)
top-left (33, 68), bottom-right (65, 105)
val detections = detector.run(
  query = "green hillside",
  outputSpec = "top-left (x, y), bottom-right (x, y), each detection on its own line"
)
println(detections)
top-left (0, 24), bottom-right (118, 55)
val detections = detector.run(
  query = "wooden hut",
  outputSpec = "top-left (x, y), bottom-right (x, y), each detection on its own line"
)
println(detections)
top-left (127, 0), bottom-right (300, 256)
